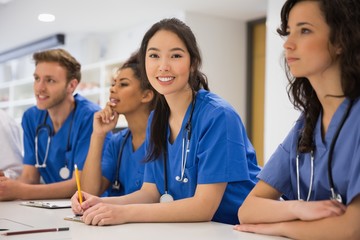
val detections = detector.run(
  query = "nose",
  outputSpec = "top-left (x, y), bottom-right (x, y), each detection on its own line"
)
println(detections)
top-left (34, 79), bottom-right (46, 92)
top-left (109, 84), bottom-right (116, 93)
top-left (159, 58), bottom-right (170, 72)
top-left (283, 35), bottom-right (295, 51)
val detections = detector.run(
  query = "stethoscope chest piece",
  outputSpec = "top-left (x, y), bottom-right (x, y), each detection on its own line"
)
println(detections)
top-left (112, 180), bottom-right (121, 191)
top-left (59, 166), bottom-right (70, 179)
top-left (331, 188), bottom-right (343, 203)
top-left (160, 193), bottom-right (174, 203)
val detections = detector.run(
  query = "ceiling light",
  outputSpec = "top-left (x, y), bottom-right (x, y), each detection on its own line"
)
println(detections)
top-left (38, 13), bottom-right (55, 22)
top-left (0, 34), bottom-right (65, 63)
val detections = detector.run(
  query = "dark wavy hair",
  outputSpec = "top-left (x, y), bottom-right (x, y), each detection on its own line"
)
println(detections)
top-left (138, 18), bottom-right (209, 162)
top-left (277, 0), bottom-right (360, 152)
top-left (33, 48), bottom-right (81, 83)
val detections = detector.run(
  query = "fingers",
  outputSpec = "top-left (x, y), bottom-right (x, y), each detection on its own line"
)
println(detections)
top-left (233, 224), bottom-right (257, 233)
top-left (71, 192), bottom-right (83, 214)
top-left (327, 200), bottom-right (346, 216)
top-left (82, 203), bottom-right (106, 225)
top-left (97, 102), bottom-right (119, 124)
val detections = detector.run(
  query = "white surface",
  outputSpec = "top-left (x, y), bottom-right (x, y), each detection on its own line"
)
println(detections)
top-left (0, 200), bottom-right (289, 240)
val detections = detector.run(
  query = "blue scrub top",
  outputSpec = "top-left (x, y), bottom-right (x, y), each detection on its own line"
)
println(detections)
top-left (22, 94), bottom-right (110, 183)
top-left (259, 98), bottom-right (360, 205)
top-left (144, 89), bottom-right (260, 225)
top-left (101, 129), bottom-right (145, 197)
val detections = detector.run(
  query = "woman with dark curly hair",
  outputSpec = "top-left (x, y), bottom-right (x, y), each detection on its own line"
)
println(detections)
top-left (235, 0), bottom-right (360, 239)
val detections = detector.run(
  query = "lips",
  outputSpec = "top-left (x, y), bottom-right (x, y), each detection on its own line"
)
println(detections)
top-left (36, 94), bottom-right (49, 101)
top-left (286, 57), bottom-right (299, 64)
top-left (109, 98), bottom-right (119, 104)
top-left (157, 76), bottom-right (174, 82)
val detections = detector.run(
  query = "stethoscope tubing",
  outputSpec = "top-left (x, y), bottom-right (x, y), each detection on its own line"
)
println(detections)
top-left (34, 103), bottom-right (77, 176)
top-left (296, 99), bottom-right (353, 203)
top-left (112, 130), bottom-right (131, 191)
top-left (163, 92), bottom-right (197, 196)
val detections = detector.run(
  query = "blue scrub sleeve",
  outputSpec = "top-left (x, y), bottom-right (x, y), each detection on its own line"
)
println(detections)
top-left (101, 132), bottom-right (123, 182)
top-left (258, 124), bottom-right (298, 199)
top-left (196, 109), bottom-right (254, 183)
top-left (347, 145), bottom-right (360, 204)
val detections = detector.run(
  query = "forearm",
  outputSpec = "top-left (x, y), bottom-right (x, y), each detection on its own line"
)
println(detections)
top-left (19, 179), bottom-right (77, 200)
top-left (280, 215), bottom-right (359, 240)
top-left (119, 183), bottom-right (225, 223)
top-left (281, 197), bottom-right (360, 240)
top-left (122, 196), bottom-right (218, 223)
top-left (81, 133), bottom-right (107, 196)
top-left (239, 195), bottom-right (298, 224)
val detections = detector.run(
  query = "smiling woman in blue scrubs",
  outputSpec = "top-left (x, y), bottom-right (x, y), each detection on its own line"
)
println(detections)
top-left (71, 18), bottom-right (260, 226)
top-left (235, 0), bottom-right (360, 239)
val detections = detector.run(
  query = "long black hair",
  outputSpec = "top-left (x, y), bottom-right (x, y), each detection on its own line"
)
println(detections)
top-left (278, 0), bottom-right (360, 152)
top-left (138, 18), bottom-right (209, 162)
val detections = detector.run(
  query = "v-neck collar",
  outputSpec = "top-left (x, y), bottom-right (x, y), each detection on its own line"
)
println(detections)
top-left (315, 98), bottom-right (351, 155)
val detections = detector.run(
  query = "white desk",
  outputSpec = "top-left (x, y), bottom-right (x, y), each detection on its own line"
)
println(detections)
top-left (0, 200), bottom-right (289, 240)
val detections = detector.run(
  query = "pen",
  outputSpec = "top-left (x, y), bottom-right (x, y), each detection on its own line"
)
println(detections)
top-left (2, 227), bottom-right (69, 236)
top-left (74, 164), bottom-right (83, 204)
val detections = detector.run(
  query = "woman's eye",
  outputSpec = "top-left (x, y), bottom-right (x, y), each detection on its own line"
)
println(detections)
top-left (149, 53), bottom-right (159, 58)
top-left (301, 28), bottom-right (311, 34)
top-left (172, 54), bottom-right (182, 58)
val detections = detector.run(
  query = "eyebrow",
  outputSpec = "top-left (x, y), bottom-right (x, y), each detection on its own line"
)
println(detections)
top-left (297, 22), bottom-right (314, 27)
top-left (33, 73), bottom-right (54, 78)
top-left (147, 47), bottom-right (186, 52)
top-left (287, 22), bottom-right (314, 29)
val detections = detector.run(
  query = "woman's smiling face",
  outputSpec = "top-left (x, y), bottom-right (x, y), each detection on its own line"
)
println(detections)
top-left (145, 30), bottom-right (191, 97)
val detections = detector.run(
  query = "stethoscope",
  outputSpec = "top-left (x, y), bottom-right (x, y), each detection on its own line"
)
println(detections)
top-left (35, 103), bottom-right (77, 179)
top-left (296, 100), bottom-right (353, 203)
top-left (112, 130), bottom-right (131, 191)
top-left (160, 93), bottom-right (196, 203)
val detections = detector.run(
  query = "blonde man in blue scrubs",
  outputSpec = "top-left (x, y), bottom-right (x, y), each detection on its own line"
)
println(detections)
top-left (0, 49), bottom-right (110, 201)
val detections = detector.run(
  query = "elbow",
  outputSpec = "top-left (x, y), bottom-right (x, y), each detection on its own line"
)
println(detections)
top-left (204, 210), bottom-right (217, 222)
top-left (198, 203), bottom-right (220, 222)
top-left (237, 205), bottom-right (246, 224)
top-left (237, 202), bottom-right (253, 224)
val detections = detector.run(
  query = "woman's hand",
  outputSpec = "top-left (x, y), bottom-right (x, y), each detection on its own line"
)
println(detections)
top-left (92, 102), bottom-right (119, 135)
top-left (82, 203), bottom-right (126, 226)
top-left (71, 191), bottom-right (102, 215)
top-left (292, 199), bottom-right (346, 221)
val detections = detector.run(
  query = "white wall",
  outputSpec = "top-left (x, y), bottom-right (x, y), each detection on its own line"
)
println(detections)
top-left (263, 0), bottom-right (300, 162)
top-left (185, 13), bottom-right (246, 120)
top-left (64, 12), bottom-right (247, 120)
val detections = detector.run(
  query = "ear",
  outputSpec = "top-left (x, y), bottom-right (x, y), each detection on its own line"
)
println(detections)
top-left (67, 79), bottom-right (79, 94)
top-left (141, 89), bottom-right (154, 104)
top-left (334, 44), bottom-right (342, 55)
top-left (335, 47), bottom-right (342, 55)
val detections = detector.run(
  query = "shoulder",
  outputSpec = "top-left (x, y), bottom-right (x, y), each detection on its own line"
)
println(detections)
top-left (109, 128), bottom-right (130, 145)
top-left (74, 94), bottom-right (101, 116)
top-left (197, 89), bottom-right (235, 109)
top-left (22, 106), bottom-right (46, 124)
top-left (195, 89), bottom-right (240, 120)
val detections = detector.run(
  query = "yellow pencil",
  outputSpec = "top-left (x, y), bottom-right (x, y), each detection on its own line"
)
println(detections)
top-left (74, 164), bottom-right (83, 204)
